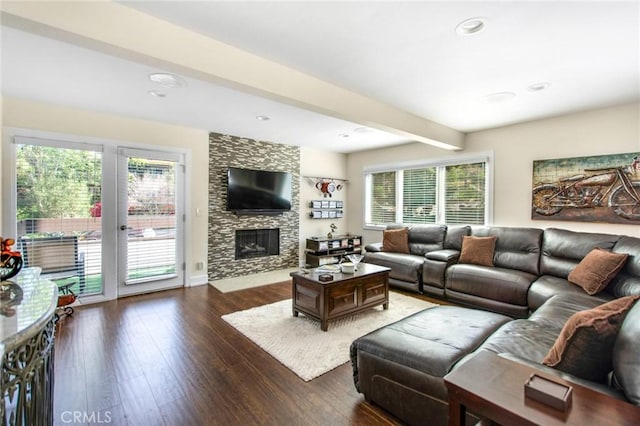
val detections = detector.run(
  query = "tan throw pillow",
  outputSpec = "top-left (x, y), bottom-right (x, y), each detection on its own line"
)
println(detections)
top-left (543, 295), bottom-right (640, 383)
top-left (458, 236), bottom-right (497, 266)
top-left (382, 228), bottom-right (410, 254)
top-left (568, 248), bottom-right (629, 295)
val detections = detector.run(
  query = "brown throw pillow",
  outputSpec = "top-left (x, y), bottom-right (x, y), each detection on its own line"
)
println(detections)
top-left (568, 248), bottom-right (629, 295)
top-left (458, 236), bottom-right (497, 266)
top-left (382, 228), bottom-right (410, 254)
top-left (543, 295), bottom-right (640, 383)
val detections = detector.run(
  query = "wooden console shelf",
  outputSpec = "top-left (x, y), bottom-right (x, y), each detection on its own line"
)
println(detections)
top-left (304, 235), bottom-right (362, 267)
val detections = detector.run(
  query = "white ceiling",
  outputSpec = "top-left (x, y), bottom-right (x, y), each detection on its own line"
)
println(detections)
top-left (2, 1), bottom-right (639, 153)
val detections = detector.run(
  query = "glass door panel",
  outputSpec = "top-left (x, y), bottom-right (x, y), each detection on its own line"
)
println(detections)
top-left (117, 148), bottom-right (184, 293)
top-left (14, 142), bottom-right (103, 296)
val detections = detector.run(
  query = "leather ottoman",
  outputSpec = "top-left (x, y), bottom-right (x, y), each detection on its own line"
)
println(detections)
top-left (350, 305), bottom-right (511, 426)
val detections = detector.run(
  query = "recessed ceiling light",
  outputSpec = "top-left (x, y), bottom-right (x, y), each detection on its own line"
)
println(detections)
top-left (255, 115), bottom-right (270, 121)
top-left (148, 73), bottom-right (187, 88)
top-left (456, 17), bottom-right (487, 35)
top-left (482, 91), bottom-right (516, 104)
top-left (147, 90), bottom-right (167, 98)
top-left (338, 133), bottom-right (350, 138)
top-left (528, 82), bottom-right (552, 92)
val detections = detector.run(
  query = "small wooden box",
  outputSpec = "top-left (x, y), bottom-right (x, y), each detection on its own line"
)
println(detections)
top-left (524, 374), bottom-right (572, 411)
top-left (318, 274), bottom-right (334, 282)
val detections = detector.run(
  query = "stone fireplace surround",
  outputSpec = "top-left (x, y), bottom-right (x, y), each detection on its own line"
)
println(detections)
top-left (208, 132), bottom-right (300, 281)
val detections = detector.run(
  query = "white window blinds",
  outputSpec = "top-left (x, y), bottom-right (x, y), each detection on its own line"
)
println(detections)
top-left (444, 162), bottom-right (486, 224)
top-left (365, 155), bottom-right (490, 226)
top-left (402, 167), bottom-right (437, 224)
top-left (369, 171), bottom-right (397, 224)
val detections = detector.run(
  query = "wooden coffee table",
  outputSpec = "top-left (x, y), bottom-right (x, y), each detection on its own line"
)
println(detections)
top-left (290, 263), bottom-right (390, 331)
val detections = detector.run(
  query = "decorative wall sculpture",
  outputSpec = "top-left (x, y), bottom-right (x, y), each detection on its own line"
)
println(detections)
top-left (532, 152), bottom-right (640, 224)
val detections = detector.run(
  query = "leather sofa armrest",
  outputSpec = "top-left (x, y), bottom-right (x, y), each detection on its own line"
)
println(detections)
top-left (423, 250), bottom-right (460, 289)
top-left (425, 249), bottom-right (460, 262)
top-left (365, 242), bottom-right (383, 252)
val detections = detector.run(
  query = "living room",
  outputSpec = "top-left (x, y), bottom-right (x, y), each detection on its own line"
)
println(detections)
top-left (1, 1), bottom-right (639, 425)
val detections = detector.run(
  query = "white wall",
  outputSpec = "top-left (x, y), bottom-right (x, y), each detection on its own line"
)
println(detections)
top-left (0, 95), bottom-right (3, 229)
top-left (299, 147), bottom-right (348, 259)
top-left (1, 97), bottom-right (210, 285)
top-left (4, 98), bottom-right (637, 280)
top-left (347, 103), bottom-right (640, 245)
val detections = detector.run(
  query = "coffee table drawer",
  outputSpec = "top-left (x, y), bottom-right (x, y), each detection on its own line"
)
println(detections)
top-left (328, 283), bottom-right (358, 316)
top-left (362, 279), bottom-right (387, 305)
top-left (294, 282), bottom-right (321, 316)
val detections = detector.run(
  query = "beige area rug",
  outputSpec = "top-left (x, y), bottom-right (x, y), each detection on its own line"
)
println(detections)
top-left (222, 292), bottom-right (437, 381)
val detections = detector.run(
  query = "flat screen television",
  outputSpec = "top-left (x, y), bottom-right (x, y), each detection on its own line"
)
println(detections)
top-left (227, 167), bottom-right (293, 214)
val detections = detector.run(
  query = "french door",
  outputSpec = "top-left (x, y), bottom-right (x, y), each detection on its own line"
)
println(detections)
top-left (117, 148), bottom-right (185, 296)
top-left (4, 135), bottom-right (185, 301)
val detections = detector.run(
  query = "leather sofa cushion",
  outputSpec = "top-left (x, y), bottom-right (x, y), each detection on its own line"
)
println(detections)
top-left (446, 264), bottom-right (536, 307)
top-left (569, 248), bottom-right (629, 295)
top-left (384, 223), bottom-right (446, 256)
top-left (406, 224), bottom-right (446, 256)
top-left (459, 236), bottom-right (496, 266)
top-left (470, 226), bottom-right (542, 275)
top-left (608, 236), bottom-right (640, 298)
top-left (473, 319), bottom-right (561, 362)
top-left (382, 227), bottom-right (410, 253)
top-left (540, 228), bottom-right (619, 278)
top-left (364, 242), bottom-right (383, 252)
top-left (528, 275), bottom-right (613, 312)
top-left (351, 306), bottom-right (511, 378)
top-left (444, 225), bottom-right (471, 250)
top-left (613, 300), bottom-right (640, 405)
top-left (364, 252), bottom-right (423, 283)
top-left (543, 295), bottom-right (640, 383)
top-left (529, 292), bottom-right (611, 329)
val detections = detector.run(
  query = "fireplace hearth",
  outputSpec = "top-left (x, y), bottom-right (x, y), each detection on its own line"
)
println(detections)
top-left (235, 228), bottom-right (280, 260)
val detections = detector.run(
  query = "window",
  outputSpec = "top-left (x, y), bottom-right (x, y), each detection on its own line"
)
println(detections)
top-left (444, 162), bottom-right (486, 224)
top-left (403, 167), bottom-right (437, 224)
top-left (14, 140), bottom-right (103, 296)
top-left (366, 171), bottom-right (397, 224)
top-left (365, 155), bottom-right (491, 227)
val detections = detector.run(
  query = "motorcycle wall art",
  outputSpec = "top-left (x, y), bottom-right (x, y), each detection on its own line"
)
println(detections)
top-left (532, 152), bottom-right (640, 224)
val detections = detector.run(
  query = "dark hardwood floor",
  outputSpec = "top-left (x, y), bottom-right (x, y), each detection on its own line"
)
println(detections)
top-left (53, 282), bottom-right (412, 426)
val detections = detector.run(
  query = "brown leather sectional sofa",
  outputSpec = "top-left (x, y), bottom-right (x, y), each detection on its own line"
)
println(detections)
top-left (353, 224), bottom-right (640, 425)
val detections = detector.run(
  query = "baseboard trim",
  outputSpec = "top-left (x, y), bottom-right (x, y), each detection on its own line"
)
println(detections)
top-left (189, 274), bottom-right (209, 287)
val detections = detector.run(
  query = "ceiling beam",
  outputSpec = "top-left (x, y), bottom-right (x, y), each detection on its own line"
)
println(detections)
top-left (1, 0), bottom-right (464, 150)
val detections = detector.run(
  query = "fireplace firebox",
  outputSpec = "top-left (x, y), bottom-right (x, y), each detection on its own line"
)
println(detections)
top-left (235, 228), bottom-right (280, 260)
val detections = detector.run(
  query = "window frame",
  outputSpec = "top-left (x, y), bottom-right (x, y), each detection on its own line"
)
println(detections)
top-left (363, 152), bottom-right (494, 230)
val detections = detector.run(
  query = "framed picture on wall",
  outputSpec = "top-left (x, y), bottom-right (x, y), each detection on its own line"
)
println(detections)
top-left (531, 152), bottom-right (640, 224)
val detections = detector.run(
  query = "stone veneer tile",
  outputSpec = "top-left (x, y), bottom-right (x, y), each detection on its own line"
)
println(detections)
top-left (208, 132), bottom-right (300, 280)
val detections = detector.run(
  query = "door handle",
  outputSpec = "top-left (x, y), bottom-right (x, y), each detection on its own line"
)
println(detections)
top-left (120, 225), bottom-right (132, 231)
